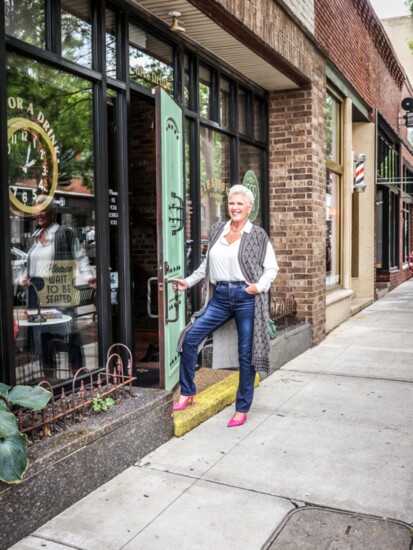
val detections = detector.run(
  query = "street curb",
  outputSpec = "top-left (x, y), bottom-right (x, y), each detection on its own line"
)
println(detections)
top-left (173, 372), bottom-right (260, 436)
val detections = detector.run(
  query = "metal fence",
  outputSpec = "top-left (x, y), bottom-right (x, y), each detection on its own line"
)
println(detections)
top-left (17, 344), bottom-right (136, 443)
top-left (269, 295), bottom-right (297, 327)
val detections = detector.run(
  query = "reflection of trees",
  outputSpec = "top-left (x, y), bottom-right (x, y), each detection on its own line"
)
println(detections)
top-left (5, 0), bottom-right (45, 47)
top-left (61, 10), bottom-right (92, 67)
top-left (129, 47), bottom-right (173, 91)
top-left (7, 56), bottom-right (94, 191)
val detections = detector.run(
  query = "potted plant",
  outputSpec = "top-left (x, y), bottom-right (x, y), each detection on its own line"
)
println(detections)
top-left (0, 383), bottom-right (52, 484)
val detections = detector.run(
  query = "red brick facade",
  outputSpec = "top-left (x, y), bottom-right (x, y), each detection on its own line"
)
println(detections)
top-left (315, 0), bottom-right (413, 291)
top-left (269, 75), bottom-right (327, 344)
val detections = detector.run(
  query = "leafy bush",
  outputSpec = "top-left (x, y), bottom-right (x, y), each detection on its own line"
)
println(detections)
top-left (0, 383), bottom-right (51, 484)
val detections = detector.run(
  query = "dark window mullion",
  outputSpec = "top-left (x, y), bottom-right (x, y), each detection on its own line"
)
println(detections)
top-left (46, 0), bottom-right (60, 55)
top-left (210, 69), bottom-right (219, 123)
top-left (92, 0), bottom-right (105, 74)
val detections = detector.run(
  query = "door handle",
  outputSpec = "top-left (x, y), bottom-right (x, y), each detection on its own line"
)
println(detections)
top-left (147, 277), bottom-right (158, 319)
top-left (165, 279), bottom-right (180, 324)
top-left (169, 191), bottom-right (185, 235)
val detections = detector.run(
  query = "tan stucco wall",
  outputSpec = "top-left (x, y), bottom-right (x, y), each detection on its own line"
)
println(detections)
top-left (351, 123), bottom-right (376, 301)
top-left (326, 116), bottom-right (375, 333)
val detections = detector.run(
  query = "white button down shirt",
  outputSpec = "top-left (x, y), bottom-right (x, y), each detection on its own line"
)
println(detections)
top-left (185, 220), bottom-right (278, 293)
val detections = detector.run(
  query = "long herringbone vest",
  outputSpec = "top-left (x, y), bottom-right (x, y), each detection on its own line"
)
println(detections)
top-left (178, 221), bottom-right (271, 372)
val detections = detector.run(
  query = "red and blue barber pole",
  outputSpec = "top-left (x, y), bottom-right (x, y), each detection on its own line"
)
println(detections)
top-left (353, 154), bottom-right (366, 192)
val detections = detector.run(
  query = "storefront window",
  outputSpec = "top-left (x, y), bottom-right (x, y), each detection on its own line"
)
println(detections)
top-left (238, 88), bottom-right (247, 135)
top-left (200, 127), bottom-right (231, 248)
top-left (376, 124), bottom-right (400, 270)
top-left (402, 202), bottom-right (410, 264)
top-left (326, 170), bottom-right (341, 287)
top-left (220, 78), bottom-right (230, 128)
top-left (239, 142), bottom-right (263, 225)
top-left (254, 97), bottom-right (263, 142)
top-left (106, 9), bottom-right (117, 78)
top-left (61, 0), bottom-right (92, 68)
top-left (199, 65), bottom-right (211, 119)
top-left (7, 54), bottom-right (97, 385)
top-left (129, 25), bottom-right (173, 93)
top-left (5, 0), bottom-right (45, 48)
top-left (326, 94), bottom-right (341, 163)
top-left (326, 91), bottom-right (342, 287)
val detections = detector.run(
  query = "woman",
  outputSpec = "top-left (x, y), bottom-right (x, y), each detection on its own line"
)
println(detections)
top-left (20, 196), bottom-right (96, 374)
top-left (173, 184), bottom-right (278, 427)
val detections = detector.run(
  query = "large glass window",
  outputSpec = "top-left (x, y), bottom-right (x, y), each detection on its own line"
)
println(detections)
top-left (199, 128), bottom-right (231, 247)
top-left (106, 9), bottom-right (117, 78)
top-left (199, 65), bottom-right (211, 119)
top-left (376, 125), bottom-right (400, 271)
top-left (5, 0), bottom-right (45, 47)
top-left (326, 170), bottom-right (341, 286)
top-left (402, 202), bottom-right (410, 264)
top-left (7, 54), bottom-right (97, 385)
top-left (129, 24), bottom-right (173, 93)
top-left (61, 0), bottom-right (92, 68)
top-left (326, 91), bottom-right (343, 288)
top-left (239, 142), bottom-right (263, 225)
top-left (219, 78), bottom-right (230, 128)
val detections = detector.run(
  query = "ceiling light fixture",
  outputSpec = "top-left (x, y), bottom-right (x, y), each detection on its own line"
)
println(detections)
top-left (168, 10), bottom-right (185, 32)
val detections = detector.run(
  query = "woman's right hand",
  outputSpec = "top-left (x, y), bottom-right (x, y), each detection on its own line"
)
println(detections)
top-left (172, 279), bottom-right (189, 292)
top-left (20, 277), bottom-right (31, 287)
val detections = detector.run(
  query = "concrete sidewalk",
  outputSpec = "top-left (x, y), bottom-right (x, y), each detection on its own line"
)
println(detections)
top-left (10, 280), bottom-right (413, 549)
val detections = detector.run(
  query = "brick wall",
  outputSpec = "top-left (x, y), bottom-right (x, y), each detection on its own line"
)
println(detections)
top-left (315, 0), bottom-right (403, 129)
top-left (269, 58), bottom-right (327, 345)
top-left (215, 0), bottom-right (317, 82)
top-left (278, 0), bottom-right (315, 34)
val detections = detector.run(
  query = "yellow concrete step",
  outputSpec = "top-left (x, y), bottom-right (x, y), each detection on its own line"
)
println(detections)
top-left (173, 372), bottom-right (260, 437)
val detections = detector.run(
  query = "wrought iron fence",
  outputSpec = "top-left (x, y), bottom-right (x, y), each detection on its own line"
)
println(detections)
top-left (17, 344), bottom-right (136, 443)
top-left (269, 295), bottom-right (297, 327)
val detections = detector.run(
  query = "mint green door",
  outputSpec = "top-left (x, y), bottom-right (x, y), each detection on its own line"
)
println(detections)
top-left (155, 88), bottom-right (185, 390)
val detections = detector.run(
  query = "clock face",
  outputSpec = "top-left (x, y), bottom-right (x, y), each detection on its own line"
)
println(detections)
top-left (8, 117), bottom-right (58, 215)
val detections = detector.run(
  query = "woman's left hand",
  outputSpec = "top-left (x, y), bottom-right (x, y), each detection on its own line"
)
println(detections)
top-left (245, 282), bottom-right (258, 295)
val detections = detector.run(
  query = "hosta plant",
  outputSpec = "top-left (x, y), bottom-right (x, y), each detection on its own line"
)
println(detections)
top-left (0, 383), bottom-right (51, 484)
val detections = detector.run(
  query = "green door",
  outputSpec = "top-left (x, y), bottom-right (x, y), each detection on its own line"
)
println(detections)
top-left (155, 87), bottom-right (186, 390)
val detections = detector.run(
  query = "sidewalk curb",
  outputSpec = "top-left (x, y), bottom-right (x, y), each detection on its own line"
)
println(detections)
top-left (173, 372), bottom-right (260, 436)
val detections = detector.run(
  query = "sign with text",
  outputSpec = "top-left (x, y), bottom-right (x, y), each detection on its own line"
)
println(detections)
top-left (36, 260), bottom-right (80, 307)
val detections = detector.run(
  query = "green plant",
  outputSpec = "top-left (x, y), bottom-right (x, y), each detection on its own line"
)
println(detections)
top-left (92, 394), bottom-right (116, 414)
top-left (0, 383), bottom-right (52, 484)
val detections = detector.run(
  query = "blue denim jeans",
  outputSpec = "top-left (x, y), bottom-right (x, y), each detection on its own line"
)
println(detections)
top-left (179, 281), bottom-right (256, 413)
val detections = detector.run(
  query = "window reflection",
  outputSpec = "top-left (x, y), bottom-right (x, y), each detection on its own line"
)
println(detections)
top-left (129, 24), bottom-right (173, 93)
top-left (106, 9), bottom-right (117, 78)
top-left (7, 54), bottom-right (97, 385)
top-left (220, 78), bottom-right (230, 128)
top-left (239, 142), bottom-right (262, 225)
top-left (5, 0), bottom-right (45, 47)
top-left (326, 170), bottom-right (340, 287)
top-left (200, 127), bottom-right (230, 248)
top-left (199, 65), bottom-right (210, 119)
top-left (61, 0), bottom-right (92, 68)
top-left (254, 98), bottom-right (263, 141)
top-left (238, 88), bottom-right (247, 135)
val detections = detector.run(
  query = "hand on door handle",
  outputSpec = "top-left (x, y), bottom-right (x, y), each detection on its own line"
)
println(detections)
top-left (171, 278), bottom-right (188, 292)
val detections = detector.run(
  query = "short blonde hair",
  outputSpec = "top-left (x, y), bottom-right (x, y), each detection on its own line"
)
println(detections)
top-left (228, 184), bottom-right (254, 206)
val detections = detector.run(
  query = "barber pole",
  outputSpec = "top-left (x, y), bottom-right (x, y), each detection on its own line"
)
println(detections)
top-left (353, 154), bottom-right (366, 192)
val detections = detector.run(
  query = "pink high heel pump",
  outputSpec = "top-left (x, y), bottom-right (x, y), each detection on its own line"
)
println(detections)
top-left (227, 413), bottom-right (247, 427)
top-left (173, 394), bottom-right (197, 411)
